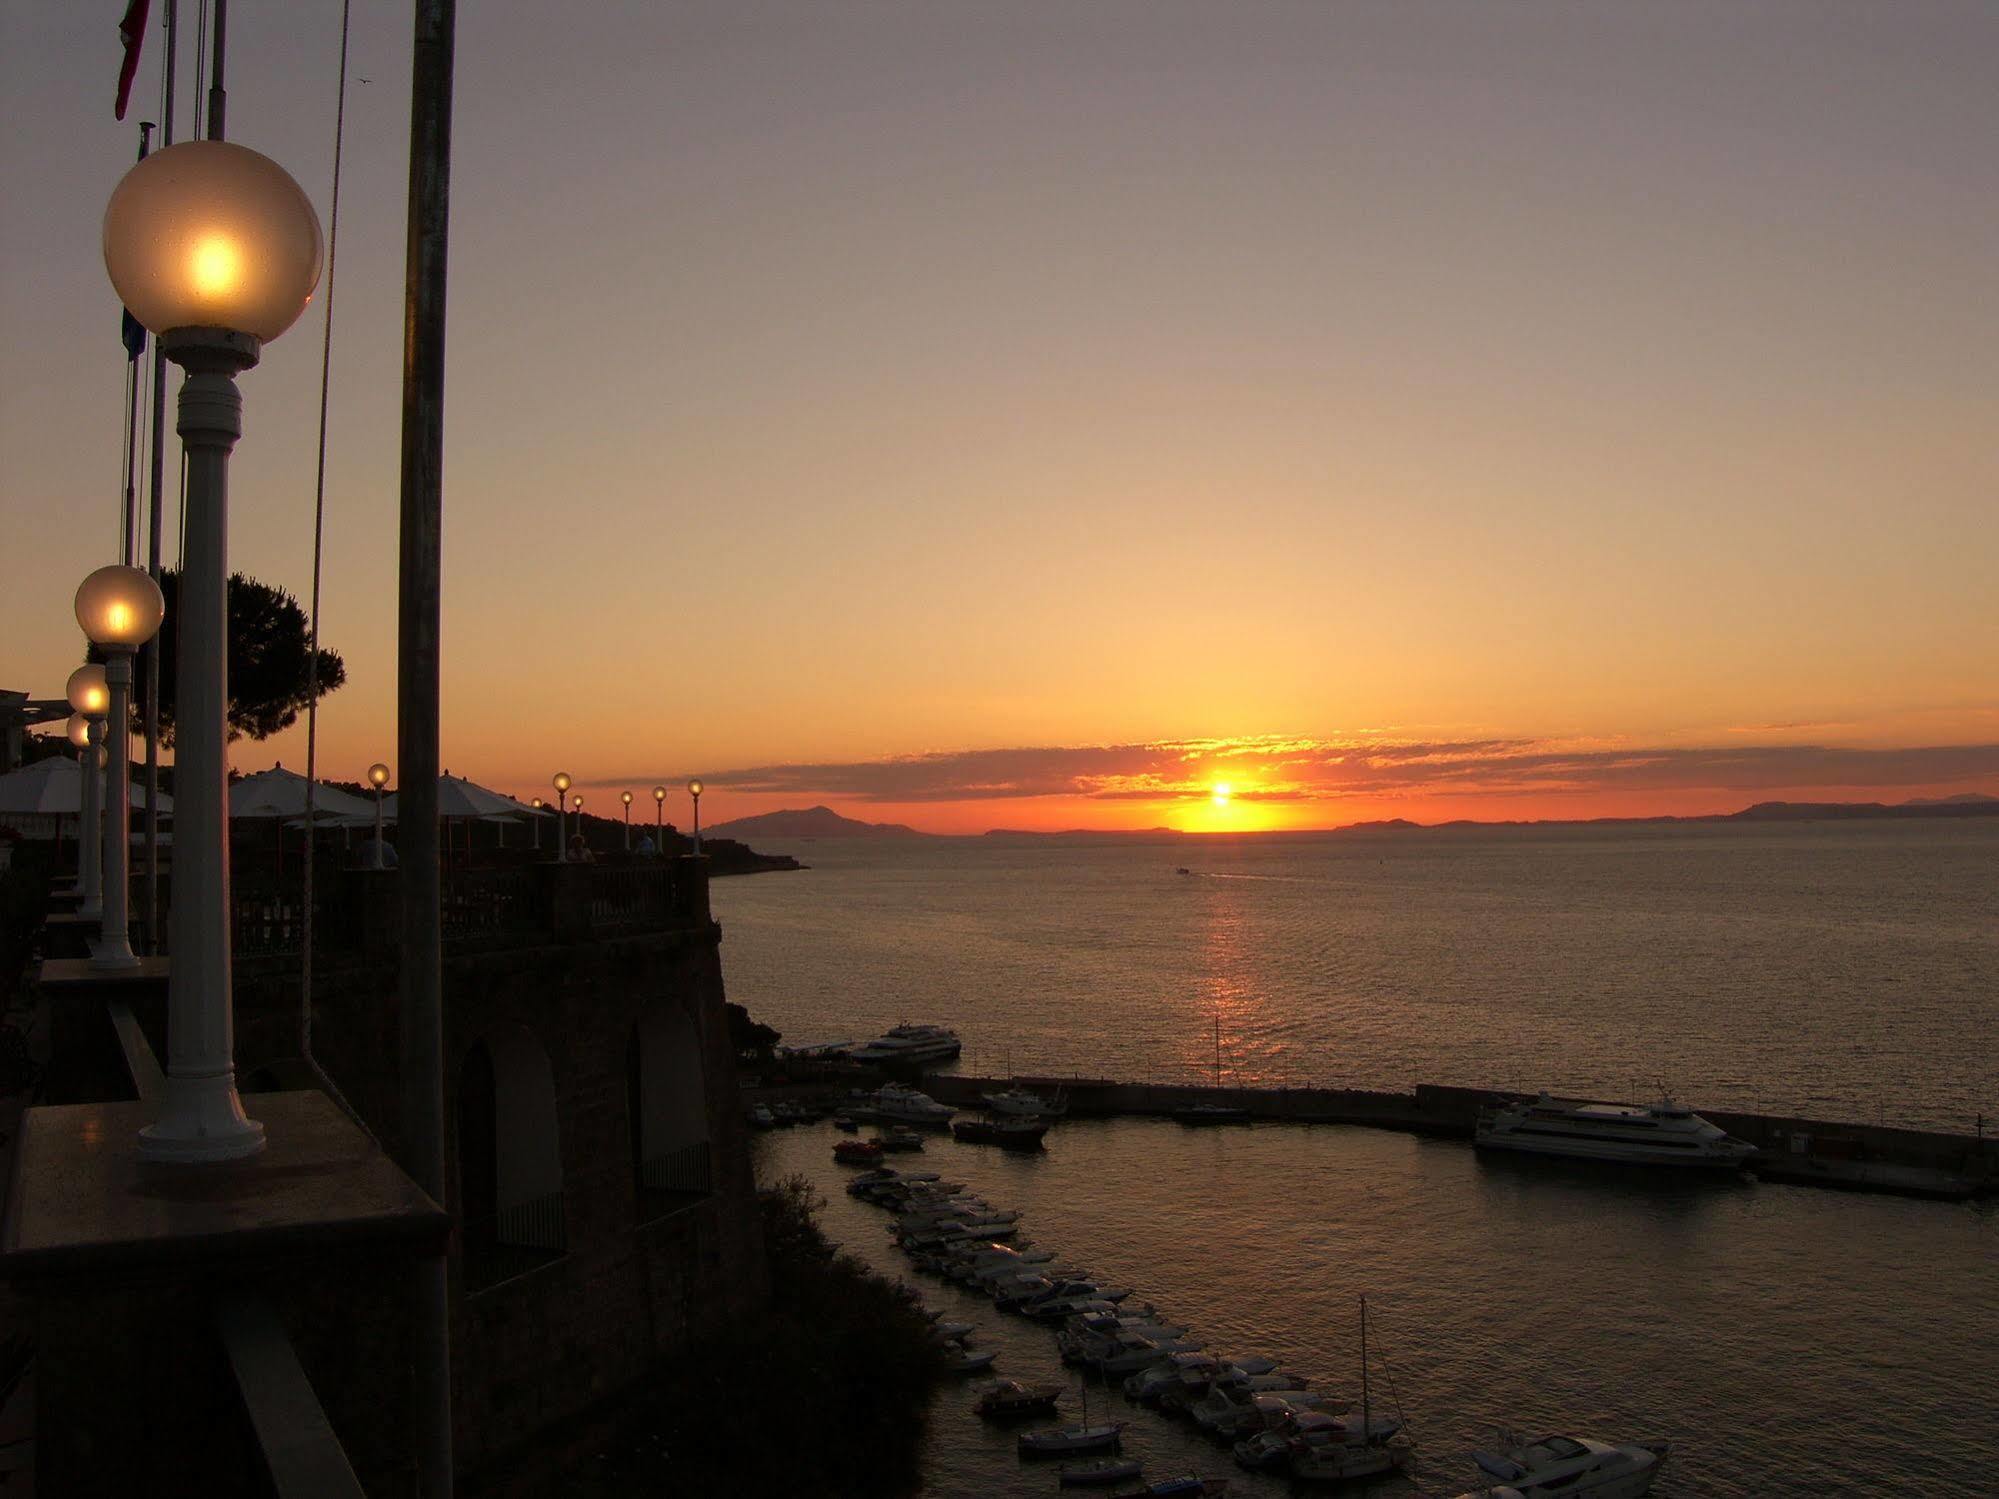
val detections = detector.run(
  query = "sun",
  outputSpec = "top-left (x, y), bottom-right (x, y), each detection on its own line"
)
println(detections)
top-left (1211, 782), bottom-right (1232, 807)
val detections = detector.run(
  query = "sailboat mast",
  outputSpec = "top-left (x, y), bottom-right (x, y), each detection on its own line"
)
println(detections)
top-left (1214, 1013), bottom-right (1222, 1089)
top-left (1360, 1295), bottom-right (1370, 1434)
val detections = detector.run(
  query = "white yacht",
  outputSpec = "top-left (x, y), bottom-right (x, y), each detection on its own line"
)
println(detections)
top-left (850, 1024), bottom-right (962, 1066)
top-left (1475, 1092), bottom-right (1756, 1167)
top-left (1461, 1433), bottom-right (1668, 1498)
top-left (868, 1082), bottom-right (957, 1125)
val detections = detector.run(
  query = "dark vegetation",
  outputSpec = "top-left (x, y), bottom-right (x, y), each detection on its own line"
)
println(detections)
top-left (86, 570), bottom-right (345, 743)
top-left (543, 1176), bottom-right (943, 1498)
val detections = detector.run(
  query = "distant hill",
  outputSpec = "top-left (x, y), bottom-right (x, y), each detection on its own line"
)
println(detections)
top-left (1901, 792), bottom-right (1999, 808)
top-left (702, 805), bottom-right (926, 840)
top-left (1727, 798), bottom-right (1999, 822)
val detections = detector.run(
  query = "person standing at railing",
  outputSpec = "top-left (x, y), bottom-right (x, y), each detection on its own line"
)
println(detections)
top-left (568, 834), bottom-right (595, 864)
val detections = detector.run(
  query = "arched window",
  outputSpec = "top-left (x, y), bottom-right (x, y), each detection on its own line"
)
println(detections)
top-left (630, 1002), bottom-right (712, 1220)
top-left (459, 1025), bottom-right (564, 1289)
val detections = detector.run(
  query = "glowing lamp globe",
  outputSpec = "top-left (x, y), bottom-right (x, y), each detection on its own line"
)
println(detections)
top-left (66, 713), bottom-right (92, 749)
top-left (103, 140), bottom-right (324, 343)
top-left (621, 791), bottom-right (633, 807)
top-left (66, 665), bottom-right (110, 716)
top-left (75, 564), bottom-right (166, 649)
top-left (572, 795), bottom-right (584, 811)
top-left (553, 771), bottom-right (572, 794)
top-left (686, 778), bottom-right (703, 798)
top-left (532, 797), bottom-right (544, 810)
top-left (368, 762), bottom-right (391, 790)
top-left (652, 786), bottom-right (666, 803)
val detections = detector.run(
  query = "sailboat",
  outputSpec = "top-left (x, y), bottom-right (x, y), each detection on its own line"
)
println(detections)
top-left (1173, 1014), bottom-right (1249, 1124)
top-left (1287, 1296), bottom-right (1414, 1484)
top-left (1018, 1379), bottom-right (1129, 1456)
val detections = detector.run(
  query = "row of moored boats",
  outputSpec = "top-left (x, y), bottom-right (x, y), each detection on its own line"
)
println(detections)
top-left (840, 1157), bottom-right (1670, 1497)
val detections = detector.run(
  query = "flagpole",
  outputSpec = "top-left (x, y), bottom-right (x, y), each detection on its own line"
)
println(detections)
top-left (205, 0), bottom-right (226, 140)
top-left (143, 0), bottom-right (177, 954)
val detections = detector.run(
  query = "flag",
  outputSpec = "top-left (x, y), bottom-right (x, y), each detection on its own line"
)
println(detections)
top-left (115, 0), bottom-right (152, 120)
top-left (122, 308), bottom-right (146, 360)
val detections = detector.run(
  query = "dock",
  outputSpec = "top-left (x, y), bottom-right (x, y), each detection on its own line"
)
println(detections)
top-left (911, 1074), bottom-right (1997, 1202)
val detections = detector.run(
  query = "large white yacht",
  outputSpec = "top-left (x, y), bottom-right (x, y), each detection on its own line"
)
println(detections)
top-left (849, 1023), bottom-right (962, 1066)
top-left (1475, 1092), bottom-right (1756, 1168)
top-left (1459, 1432), bottom-right (1668, 1498)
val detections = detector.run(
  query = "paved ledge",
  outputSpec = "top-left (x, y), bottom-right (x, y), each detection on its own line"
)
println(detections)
top-left (1, 1090), bottom-right (449, 1281)
top-left (36, 955), bottom-right (172, 992)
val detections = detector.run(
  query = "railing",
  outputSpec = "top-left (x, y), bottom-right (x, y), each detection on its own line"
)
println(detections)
top-left (586, 863), bottom-right (674, 931)
top-left (440, 865), bottom-right (537, 939)
top-left (641, 1140), bottom-right (713, 1196)
top-left (215, 1290), bottom-right (367, 1499)
top-left (227, 857), bottom-right (706, 963)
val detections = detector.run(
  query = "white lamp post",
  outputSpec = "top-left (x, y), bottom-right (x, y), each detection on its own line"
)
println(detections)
top-left (530, 798), bottom-right (544, 852)
top-left (76, 566), bottom-right (167, 969)
top-left (62, 712), bottom-right (93, 894)
top-left (368, 762), bottom-right (392, 869)
top-left (105, 138), bottom-right (324, 1162)
top-left (620, 790), bottom-right (633, 851)
top-left (65, 666), bottom-right (109, 910)
top-left (687, 778), bottom-right (704, 855)
top-left (652, 785), bottom-right (666, 855)
top-left (552, 772), bottom-right (572, 861)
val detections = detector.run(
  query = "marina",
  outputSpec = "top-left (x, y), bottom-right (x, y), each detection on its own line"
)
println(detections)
top-left (754, 1105), bottom-right (1997, 1497)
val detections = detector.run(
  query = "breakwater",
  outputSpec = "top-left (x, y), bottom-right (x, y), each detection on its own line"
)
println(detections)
top-left (913, 1073), bottom-right (1998, 1201)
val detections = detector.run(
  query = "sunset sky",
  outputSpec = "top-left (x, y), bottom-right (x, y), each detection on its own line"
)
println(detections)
top-left (4, 3), bottom-right (1995, 834)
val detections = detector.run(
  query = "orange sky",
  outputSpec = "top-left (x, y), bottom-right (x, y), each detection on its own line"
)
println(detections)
top-left (5, 5), bottom-right (1996, 835)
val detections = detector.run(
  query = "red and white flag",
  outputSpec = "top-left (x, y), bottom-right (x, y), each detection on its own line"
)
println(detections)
top-left (115, 0), bottom-right (152, 120)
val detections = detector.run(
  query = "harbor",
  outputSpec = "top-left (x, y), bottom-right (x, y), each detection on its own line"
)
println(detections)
top-left (747, 1068), bottom-right (1998, 1202)
top-left (750, 1100), bottom-right (1998, 1498)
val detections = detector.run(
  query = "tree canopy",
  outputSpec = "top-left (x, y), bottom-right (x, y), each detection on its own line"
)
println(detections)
top-left (91, 571), bottom-right (346, 744)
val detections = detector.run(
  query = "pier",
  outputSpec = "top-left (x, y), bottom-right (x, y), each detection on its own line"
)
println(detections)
top-left (904, 1073), bottom-right (1997, 1202)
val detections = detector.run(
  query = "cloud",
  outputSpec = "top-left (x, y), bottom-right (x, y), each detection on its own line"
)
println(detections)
top-left (689, 735), bottom-right (1999, 805)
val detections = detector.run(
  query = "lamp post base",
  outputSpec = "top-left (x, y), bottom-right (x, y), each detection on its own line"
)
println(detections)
top-left (138, 1073), bottom-right (267, 1162)
top-left (88, 939), bottom-right (142, 971)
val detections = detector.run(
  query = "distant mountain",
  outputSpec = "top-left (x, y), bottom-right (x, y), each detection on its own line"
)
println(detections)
top-left (701, 805), bottom-right (926, 839)
top-left (1726, 799), bottom-right (1999, 822)
top-left (1901, 792), bottom-right (1999, 807)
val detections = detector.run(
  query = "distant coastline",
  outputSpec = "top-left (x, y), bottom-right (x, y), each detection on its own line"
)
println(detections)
top-left (706, 795), bottom-right (1999, 842)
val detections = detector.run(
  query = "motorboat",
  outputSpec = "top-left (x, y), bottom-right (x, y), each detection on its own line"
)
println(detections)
top-left (871, 1125), bottom-right (927, 1152)
top-left (974, 1379), bottom-right (1063, 1419)
top-left (1474, 1092), bottom-right (1756, 1168)
top-left (850, 1023), bottom-right (962, 1066)
top-left (928, 1320), bottom-right (974, 1343)
top-left (832, 1114), bottom-right (860, 1132)
top-left (833, 1138), bottom-right (883, 1165)
top-left (1462, 1433), bottom-right (1668, 1498)
top-left (1061, 1457), bottom-right (1145, 1487)
top-left (951, 1115), bottom-right (1050, 1150)
top-left (744, 1103), bottom-right (775, 1129)
top-left (982, 1085), bottom-right (1068, 1118)
top-left (1095, 1333), bottom-right (1207, 1377)
top-left (867, 1082), bottom-right (957, 1126)
top-left (1190, 1377), bottom-right (1320, 1434)
top-left (941, 1346), bottom-right (999, 1374)
top-left (1125, 1352), bottom-right (1220, 1403)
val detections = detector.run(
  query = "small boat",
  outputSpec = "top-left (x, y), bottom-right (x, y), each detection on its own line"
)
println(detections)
top-left (873, 1125), bottom-right (927, 1152)
top-left (952, 1115), bottom-right (1050, 1150)
top-left (1175, 866), bottom-right (1192, 875)
top-left (974, 1379), bottom-right (1063, 1419)
top-left (929, 1320), bottom-right (974, 1343)
top-left (1172, 1016), bottom-right (1248, 1124)
top-left (832, 1114), bottom-right (860, 1132)
top-left (744, 1103), bottom-right (775, 1129)
top-left (981, 1085), bottom-right (1068, 1118)
top-left (833, 1138), bottom-right (884, 1165)
top-left (1061, 1457), bottom-right (1145, 1487)
top-left (1107, 1477), bottom-right (1230, 1498)
top-left (1286, 1298), bottom-right (1413, 1484)
top-left (1474, 1091), bottom-right (1755, 1168)
top-left (941, 1347), bottom-right (998, 1374)
top-left (1021, 1383), bottom-right (1125, 1456)
top-left (1462, 1433), bottom-right (1668, 1498)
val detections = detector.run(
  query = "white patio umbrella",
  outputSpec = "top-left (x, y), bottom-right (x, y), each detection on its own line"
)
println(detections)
top-left (227, 764), bottom-right (379, 821)
top-left (0, 755), bottom-right (173, 813)
top-left (383, 772), bottom-right (539, 857)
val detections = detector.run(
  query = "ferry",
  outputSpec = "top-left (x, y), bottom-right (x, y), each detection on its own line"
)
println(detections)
top-left (1475, 1092), bottom-right (1757, 1168)
top-left (849, 1023), bottom-right (963, 1066)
